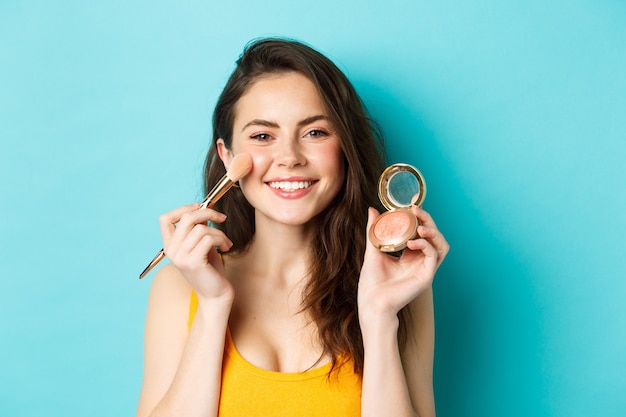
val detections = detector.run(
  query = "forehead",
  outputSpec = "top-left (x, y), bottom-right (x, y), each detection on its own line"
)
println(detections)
top-left (233, 72), bottom-right (329, 124)
top-left (245, 71), bottom-right (313, 93)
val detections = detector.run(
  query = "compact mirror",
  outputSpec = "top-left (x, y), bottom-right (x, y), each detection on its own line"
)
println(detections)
top-left (369, 163), bottom-right (427, 253)
top-left (378, 163), bottom-right (426, 211)
top-left (388, 171), bottom-right (418, 206)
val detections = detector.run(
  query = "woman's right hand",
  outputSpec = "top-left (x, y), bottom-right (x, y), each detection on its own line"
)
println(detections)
top-left (159, 204), bottom-right (234, 302)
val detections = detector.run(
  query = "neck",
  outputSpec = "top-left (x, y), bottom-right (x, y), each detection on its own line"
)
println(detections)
top-left (228, 215), bottom-right (317, 289)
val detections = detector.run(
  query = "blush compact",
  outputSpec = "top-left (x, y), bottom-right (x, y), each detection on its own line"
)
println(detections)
top-left (368, 163), bottom-right (426, 253)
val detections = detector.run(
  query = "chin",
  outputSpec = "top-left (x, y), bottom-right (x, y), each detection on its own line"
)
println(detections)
top-left (261, 208), bottom-right (322, 227)
top-left (276, 214), bottom-right (316, 226)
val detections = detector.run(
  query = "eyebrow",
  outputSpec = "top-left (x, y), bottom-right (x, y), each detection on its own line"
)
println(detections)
top-left (241, 115), bottom-right (329, 132)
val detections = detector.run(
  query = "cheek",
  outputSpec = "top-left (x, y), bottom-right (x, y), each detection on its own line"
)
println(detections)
top-left (318, 143), bottom-right (345, 176)
top-left (238, 152), bottom-right (271, 189)
top-left (312, 140), bottom-right (343, 162)
top-left (310, 144), bottom-right (346, 197)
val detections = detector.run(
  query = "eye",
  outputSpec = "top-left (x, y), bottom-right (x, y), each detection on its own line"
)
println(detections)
top-left (250, 133), bottom-right (272, 141)
top-left (305, 129), bottom-right (329, 138)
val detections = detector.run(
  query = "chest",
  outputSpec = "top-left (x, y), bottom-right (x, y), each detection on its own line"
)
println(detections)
top-left (228, 282), bottom-right (326, 373)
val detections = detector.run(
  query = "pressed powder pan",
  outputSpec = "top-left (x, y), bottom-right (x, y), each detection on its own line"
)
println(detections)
top-left (368, 163), bottom-right (426, 253)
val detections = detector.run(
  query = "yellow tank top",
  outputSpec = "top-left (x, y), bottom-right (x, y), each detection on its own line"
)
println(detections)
top-left (189, 292), bottom-right (362, 416)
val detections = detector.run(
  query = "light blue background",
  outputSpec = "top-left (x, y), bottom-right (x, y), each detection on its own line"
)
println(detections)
top-left (1, 1), bottom-right (625, 416)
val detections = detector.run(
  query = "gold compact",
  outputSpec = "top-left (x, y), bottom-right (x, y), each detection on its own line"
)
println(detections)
top-left (368, 163), bottom-right (426, 253)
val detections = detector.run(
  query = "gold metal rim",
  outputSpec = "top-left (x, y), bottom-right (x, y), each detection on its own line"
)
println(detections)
top-left (377, 163), bottom-right (427, 211)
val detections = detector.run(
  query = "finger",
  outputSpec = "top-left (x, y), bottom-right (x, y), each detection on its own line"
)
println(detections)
top-left (189, 235), bottom-right (227, 266)
top-left (417, 224), bottom-right (444, 244)
top-left (167, 211), bottom-right (229, 255)
top-left (407, 237), bottom-right (437, 256)
top-left (171, 232), bottom-right (232, 273)
top-left (405, 237), bottom-right (438, 270)
top-left (159, 203), bottom-right (201, 246)
top-left (417, 225), bottom-right (449, 265)
top-left (364, 207), bottom-right (381, 252)
top-left (366, 207), bottom-right (379, 230)
top-left (411, 206), bottom-right (436, 227)
top-left (162, 206), bottom-right (227, 251)
top-left (418, 226), bottom-right (450, 265)
top-left (176, 224), bottom-right (233, 256)
top-left (176, 208), bottom-right (228, 232)
top-left (412, 207), bottom-right (450, 258)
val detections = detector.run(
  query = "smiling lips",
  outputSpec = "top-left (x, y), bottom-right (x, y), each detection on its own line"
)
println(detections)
top-left (269, 180), bottom-right (314, 191)
top-left (266, 178), bottom-right (317, 198)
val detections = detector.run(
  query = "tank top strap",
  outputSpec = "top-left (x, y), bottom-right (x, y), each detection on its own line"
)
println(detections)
top-left (188, 290), bottom-right (198, 331)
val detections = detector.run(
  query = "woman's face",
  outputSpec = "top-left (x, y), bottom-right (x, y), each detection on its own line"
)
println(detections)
top-left (218, 71), bottom-right (345, 227)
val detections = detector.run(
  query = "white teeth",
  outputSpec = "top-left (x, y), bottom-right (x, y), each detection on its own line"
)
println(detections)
top-left (269, 181), bottom-right (313, 191)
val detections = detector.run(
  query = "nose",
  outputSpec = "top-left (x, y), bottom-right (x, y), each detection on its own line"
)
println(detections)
top-left (275, 138), bottom-right (306, 168)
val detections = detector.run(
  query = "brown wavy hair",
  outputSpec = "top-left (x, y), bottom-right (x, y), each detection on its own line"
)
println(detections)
top-left (204, 38), bottom-right (409, 375)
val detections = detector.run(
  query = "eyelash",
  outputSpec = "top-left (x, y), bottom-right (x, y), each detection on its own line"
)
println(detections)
top-left (305, 129), bottom-right (328, 138)
top-left (250, 133), bottom-right (272, 141)
top-left (250, 129), bottom-right (329, 141)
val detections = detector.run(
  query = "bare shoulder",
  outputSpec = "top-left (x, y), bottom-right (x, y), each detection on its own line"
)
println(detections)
top-left (136, 264), bottom-right (192, 417)
top-left (148, 263), bottom-right (192, 308)
top-left (143, 263), bottom-right (192, 359)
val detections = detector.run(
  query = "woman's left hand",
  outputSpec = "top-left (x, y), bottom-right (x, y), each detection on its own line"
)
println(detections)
top-left (358, 206), bottom-right (449, 321)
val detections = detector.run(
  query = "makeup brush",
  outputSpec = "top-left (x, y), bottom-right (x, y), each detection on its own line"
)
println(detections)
top-left (139, 153), bottom-right (253, 279)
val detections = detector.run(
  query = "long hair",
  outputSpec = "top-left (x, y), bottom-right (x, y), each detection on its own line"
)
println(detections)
top-left (204, 38), bottom-right (409, 374)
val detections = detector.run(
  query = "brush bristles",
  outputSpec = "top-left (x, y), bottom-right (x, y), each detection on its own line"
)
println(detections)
top-left (226, 153), bottom-right (253, 182)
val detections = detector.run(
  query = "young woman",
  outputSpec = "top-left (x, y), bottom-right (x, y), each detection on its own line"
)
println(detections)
top-left (136, 38), bottom-right (449, 417)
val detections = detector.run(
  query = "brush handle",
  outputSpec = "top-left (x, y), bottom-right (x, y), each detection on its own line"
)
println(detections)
top-left (199, 175), bottom-right (233, 209)
top-left (138, 174), bottom-right (236, 279)
top-left (139, 249), bottom-right (165, 279)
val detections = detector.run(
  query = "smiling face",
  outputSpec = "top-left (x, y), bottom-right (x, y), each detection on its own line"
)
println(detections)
top-left (217, 71), bottom-right (345, 227)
